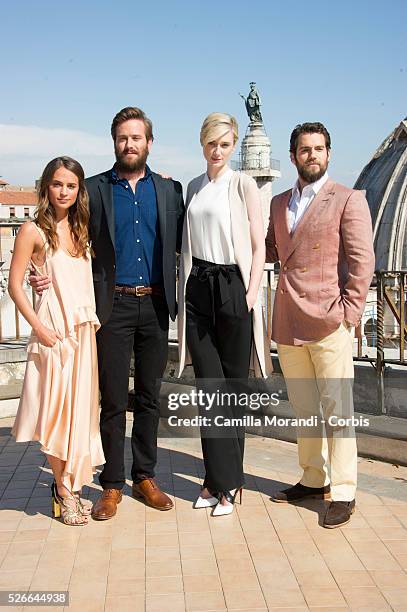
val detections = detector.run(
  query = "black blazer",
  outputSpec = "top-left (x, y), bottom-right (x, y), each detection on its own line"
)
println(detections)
top-left (86, 170), bottom-right (184, 325)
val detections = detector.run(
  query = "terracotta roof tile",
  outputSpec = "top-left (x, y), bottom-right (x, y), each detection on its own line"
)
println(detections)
top-left (0, 192), bottom-right (38, 205)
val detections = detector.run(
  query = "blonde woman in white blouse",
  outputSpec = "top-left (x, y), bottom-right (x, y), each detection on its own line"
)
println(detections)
top-left (177, 113), bottom-right (271, 516)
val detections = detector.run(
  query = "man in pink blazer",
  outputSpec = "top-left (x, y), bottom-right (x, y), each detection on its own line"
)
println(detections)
top-left (265, 122), bottom-right (375, 528)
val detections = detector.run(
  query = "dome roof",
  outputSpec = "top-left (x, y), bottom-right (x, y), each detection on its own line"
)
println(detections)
top-left (354, 118), bottom-right (407, 270)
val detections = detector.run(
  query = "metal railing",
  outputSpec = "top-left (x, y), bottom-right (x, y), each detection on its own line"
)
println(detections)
top-left (375, 271), bottom-right (407, 413)
top-left (230, 155), bottom-right (280, 172)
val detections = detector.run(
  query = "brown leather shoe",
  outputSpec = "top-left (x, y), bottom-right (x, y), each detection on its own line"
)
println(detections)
top-left (91, 488), bottom-right (122, 520)
top-left (323, 500), bottom-right (355, 528)
top-left (132, 478), bottom-right (173, 511)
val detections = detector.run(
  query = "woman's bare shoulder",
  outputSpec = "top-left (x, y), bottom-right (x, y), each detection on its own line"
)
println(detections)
top-left (16, 222), bottom-right (45, 251)
top-left (16, 221), bottom-right (40, 240)
top-left (19, 220), bottom-right (37, 234)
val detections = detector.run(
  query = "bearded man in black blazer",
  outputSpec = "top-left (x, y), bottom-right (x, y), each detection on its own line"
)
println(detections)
top-left (86, 107), bottom-right (184, 518)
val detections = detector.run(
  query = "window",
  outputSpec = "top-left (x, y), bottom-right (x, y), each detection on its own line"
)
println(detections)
top-left (24, 207), bottom-right (30, 218)
top-left (9, 207), bottom-right (16, 218)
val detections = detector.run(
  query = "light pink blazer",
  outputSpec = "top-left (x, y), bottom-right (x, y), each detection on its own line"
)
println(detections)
top-left (265, 179), bottom-right (375, 345)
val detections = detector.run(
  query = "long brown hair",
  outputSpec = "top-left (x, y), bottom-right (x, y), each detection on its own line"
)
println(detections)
top-left (34, 156), bottom-right (90, 257)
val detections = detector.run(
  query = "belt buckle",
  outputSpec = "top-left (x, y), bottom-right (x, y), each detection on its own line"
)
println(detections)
top-left (135, 285), bottom-right (145, 296)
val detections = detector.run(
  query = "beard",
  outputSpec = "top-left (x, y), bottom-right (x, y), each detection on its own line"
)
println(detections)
top-left (115, 144), bottom-right (149, 173)
top-left (296, 159), bottom-right (328, 184)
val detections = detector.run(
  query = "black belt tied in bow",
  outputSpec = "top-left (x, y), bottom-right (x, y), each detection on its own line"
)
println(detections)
top-left (191, 257), bottom-right (240, 324)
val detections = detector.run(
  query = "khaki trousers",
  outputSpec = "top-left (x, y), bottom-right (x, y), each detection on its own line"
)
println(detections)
top-left (277, 322), bottom-right (357, 501)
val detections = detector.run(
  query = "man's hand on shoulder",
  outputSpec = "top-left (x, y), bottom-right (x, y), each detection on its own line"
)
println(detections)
top-left (28, 270), bottom-right (51, 295)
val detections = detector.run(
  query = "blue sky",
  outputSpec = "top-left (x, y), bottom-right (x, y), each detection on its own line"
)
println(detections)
top-left (1, 0), bottom-right (406, 192)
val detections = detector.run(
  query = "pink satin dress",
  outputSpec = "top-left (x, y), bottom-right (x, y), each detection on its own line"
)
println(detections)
top-left (12, 223), bottom-right (105, 490)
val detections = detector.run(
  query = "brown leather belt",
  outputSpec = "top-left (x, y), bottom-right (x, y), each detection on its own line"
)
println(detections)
top-left (114, 284), bottom-right (163, 297)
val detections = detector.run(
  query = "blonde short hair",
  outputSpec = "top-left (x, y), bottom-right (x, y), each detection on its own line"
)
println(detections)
top-left (200, 112), bottom-right (239, 147)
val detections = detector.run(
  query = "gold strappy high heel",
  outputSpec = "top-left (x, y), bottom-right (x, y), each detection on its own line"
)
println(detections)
top-left (51, 482), bottom-right (88, 526)
top-left (73, 492), bottom-right (93, 516)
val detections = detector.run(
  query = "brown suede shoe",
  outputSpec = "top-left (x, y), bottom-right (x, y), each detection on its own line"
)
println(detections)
top-left (271, 482), bottom-right (331, 503)
top-left (323, 500), bottom-right (355, 528)
top-left (91, 488), bottom-right (122, 520)
top-left (132, 478), bottom-right (173, 511)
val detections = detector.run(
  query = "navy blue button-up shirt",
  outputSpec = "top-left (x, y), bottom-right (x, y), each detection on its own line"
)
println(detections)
top-left (111, 165), bottom-right (163, 287)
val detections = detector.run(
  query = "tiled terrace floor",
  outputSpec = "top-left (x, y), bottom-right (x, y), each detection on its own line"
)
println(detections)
top-left (1, 415), bottom-right (407, 611)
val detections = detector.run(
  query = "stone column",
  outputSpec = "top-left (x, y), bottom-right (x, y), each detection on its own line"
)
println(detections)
top-left (239, 121), bottom-right (281, 231)
top-left (236, 120), bottom-right (281, 336)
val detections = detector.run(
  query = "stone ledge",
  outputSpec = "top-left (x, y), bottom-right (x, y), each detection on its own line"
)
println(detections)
top-left (0, 397), bottom-right (19, 419)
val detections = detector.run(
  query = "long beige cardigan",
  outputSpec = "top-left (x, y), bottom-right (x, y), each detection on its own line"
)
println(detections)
top-left (177, 170), bottom-right (272, 378)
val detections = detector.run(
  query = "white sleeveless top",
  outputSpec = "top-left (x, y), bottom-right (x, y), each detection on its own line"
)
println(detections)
top-left (188, 167), bottom-right (236, 264)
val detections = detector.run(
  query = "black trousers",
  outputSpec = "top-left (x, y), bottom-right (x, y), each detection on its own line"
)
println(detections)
top-left (96, 293), bottom-right (169, 489)
top-left (186, 258), bottom-right (252, 493)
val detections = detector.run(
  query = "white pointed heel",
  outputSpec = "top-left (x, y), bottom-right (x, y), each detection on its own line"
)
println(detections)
top-left (193, 487), bottom-right (218, 509)
top-left (212, 487), bottom-right (243, 517)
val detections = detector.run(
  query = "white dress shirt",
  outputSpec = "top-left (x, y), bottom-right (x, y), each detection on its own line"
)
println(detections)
top-left (188, 167), bottom-right (236, 264)
top-left (287, 172), bottom-right (328, 232)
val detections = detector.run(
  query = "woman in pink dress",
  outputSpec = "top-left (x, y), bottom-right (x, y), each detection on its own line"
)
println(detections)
top-left (8, 156), bottom-right (105, 526)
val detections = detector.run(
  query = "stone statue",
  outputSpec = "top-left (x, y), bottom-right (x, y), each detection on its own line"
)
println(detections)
top-left (240, 82), bottom-right (263, 123)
